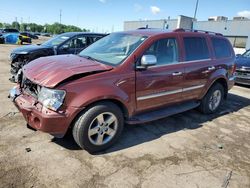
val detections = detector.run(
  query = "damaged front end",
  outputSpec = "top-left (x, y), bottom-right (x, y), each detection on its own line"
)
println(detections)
top-left (9, 53), bottom-right (30, 83)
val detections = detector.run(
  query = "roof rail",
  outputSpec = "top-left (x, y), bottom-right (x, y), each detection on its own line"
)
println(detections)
top-left (174, 28), bottom-right (223, 36)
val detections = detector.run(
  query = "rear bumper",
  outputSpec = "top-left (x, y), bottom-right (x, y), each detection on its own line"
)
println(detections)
top-left (10, 86), bottom-right (83, 137)
top-left (228, 75), bottom-right (235, 90)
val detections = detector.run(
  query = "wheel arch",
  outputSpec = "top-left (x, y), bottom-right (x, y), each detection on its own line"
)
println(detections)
top-left (68, 98), bottom-right (129, 131)
top-left (204, 77), bottom-right (228, 99)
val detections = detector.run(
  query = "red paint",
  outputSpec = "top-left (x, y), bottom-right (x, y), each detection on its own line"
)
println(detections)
top-left (13, 29), bottom-right (235, 137)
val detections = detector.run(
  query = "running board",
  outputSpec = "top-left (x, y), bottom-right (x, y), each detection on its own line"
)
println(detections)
top-left (126, 101), bottom-right (200, 124)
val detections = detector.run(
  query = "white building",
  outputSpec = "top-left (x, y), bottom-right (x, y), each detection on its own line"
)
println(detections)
top-left (124, 15), bottom-right (250, 53)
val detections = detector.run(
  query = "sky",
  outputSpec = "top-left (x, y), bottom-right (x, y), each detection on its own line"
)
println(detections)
top-left (0, 0), bottom-right (250, 32)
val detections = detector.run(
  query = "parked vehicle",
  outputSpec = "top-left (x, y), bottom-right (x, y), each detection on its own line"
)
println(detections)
top-left (235, 49), bottom-right (250, 85)
top-left (0, 28), bottom-right (32, 45)
top-left (0, 34), bottom-right (4, 44)
top-left (9, 29), bottom-right (236, 152)
top-left (9, 32), bottom-right (106, 82)
top-left (20, 32), bottom-right (39, 39)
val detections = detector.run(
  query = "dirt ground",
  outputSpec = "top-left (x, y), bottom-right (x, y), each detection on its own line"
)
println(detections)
top-left (0, 38), bottom-right (250, 188)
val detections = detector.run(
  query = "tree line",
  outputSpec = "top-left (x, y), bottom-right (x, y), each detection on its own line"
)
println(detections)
top-left (0, 21), bottom-right (89, 34)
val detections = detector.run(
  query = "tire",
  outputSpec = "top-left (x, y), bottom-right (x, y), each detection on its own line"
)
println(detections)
top-left (72, 102), bottom-right (124, 153)
top-left (198, 83), bottom-right (225, 114)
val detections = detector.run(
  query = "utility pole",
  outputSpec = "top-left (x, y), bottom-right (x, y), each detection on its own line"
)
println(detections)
top-left (193, 0), bottom-right (199, 20)
top-left (192, 0), bottom-right (199, 30)
top-left (60, 9), bottom-right (62, 24)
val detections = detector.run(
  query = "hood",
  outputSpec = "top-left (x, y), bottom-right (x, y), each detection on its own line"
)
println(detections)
top-left (11, 44), bottom-right (51, 54)
top-left (236, 57), bottom-right (250, 68)
top-left (23, 54), bottom-right (113, 88)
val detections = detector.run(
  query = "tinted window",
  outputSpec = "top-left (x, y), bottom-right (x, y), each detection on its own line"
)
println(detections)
top-left (212, 38), bottom-right (232, 58)
top-left (184, 37), bottom-right (209, 61)
top-left (143, 38), bottom-right (178, 66)
top-left (64, 36), bottom-right (87, 49)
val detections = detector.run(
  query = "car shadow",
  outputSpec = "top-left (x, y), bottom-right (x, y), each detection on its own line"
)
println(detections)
top-left (51, 93), bottom-right (250, 153)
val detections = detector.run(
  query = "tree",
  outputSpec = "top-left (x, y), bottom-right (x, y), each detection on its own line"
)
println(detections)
top-left (0, 22), bottom-right (3, 28)
top-left (11, 21), bottom-right (20, 30)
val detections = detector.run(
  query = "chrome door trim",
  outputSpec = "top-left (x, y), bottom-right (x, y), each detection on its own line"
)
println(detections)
top-left (147, 58), bottom-right (212, 69)
top-left (182, 84), bottom-right (205, 92)
top-left (137, 84), bottom-right (205, 101)
top-left (137, 89), bottom-right (182, 101)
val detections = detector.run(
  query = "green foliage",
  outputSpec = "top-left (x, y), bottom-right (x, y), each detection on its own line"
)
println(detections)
top-left (12, 21), bottom-right (20, 30)
top-left (1, 21), bottom-right (88, 34)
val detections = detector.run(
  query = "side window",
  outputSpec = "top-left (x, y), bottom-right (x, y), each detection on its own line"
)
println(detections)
top-left (211, 38), bottom-right (232, 59)
top-left (64, 36), bottom-right (87, 49)
top-left (93, 36), bottom-right (103, 42)
top-left (143, 38), bottom-right (178, 66)
top-left (184, 37), bottom-right (209, 61)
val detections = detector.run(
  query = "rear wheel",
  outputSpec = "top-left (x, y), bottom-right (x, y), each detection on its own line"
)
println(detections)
top-left (199, 83), bottom-right (225, 114)
top-left (72, 102), bottom-right (124, 153)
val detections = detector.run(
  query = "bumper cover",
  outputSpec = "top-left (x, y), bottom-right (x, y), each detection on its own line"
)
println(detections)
top-left (9, 86), bottom-right (83, 137)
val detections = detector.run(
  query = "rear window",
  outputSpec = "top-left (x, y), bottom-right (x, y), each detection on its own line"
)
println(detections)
top-left (184, 37), bottom-right (209, 61)
top-left (211, 38), bottom-right (232, 59)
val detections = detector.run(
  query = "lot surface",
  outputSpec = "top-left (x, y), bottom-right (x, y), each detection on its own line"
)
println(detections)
top-left (0, 40), bottom-right (250, 188)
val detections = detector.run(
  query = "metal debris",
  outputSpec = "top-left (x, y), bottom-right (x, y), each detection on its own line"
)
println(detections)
top-left (221, 170), bottom-right (232, 188)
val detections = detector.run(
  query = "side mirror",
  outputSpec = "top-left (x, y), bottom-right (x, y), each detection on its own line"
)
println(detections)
top-left (141, 55), bottom-right (157, 67)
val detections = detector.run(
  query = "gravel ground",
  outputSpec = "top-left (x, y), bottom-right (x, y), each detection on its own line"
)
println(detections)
top-left (0, 41), bottom-right (250, 188)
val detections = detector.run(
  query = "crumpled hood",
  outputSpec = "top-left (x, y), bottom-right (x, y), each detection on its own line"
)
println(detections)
top-left (23, 54), bottom-right (113, 88)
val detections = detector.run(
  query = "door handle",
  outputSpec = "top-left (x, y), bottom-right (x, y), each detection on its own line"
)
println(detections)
top-left (208, 66), bottom-right (215, 71)
top-left (172, 72), bottom-right (183, 76)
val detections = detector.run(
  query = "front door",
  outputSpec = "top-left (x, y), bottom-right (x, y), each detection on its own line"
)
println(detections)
top-left (136, 37), bottom-right (184, 112)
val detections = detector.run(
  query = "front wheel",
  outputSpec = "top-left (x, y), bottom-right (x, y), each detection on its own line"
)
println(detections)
top-left (198, 83), bottom-right (225, 114)
top-left (72, 102), bottom-right (124, 153)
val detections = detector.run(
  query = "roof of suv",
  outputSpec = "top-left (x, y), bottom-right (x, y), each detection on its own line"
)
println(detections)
top-left (120, 28), bottom-right (223, 37)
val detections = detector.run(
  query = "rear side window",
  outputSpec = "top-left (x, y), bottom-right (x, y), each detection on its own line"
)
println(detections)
top-left (211, 38), bottom-right (232, 59)
top-left (184, 37), bottom-right (209, 61)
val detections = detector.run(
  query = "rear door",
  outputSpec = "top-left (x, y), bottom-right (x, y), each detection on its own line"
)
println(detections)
top-left (180, 35), bottom-right (214, 101)
top-left (136, 37), bottom-right (184, 112)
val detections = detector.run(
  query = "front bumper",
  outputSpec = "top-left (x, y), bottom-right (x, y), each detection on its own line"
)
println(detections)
top-left (9, 86), bottom-right (83, 137)
top-left (235, 71), bottom-right (250, 86)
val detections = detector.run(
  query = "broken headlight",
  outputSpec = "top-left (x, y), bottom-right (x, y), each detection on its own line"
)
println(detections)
top-left (38, 87), bottom-right (66, 111)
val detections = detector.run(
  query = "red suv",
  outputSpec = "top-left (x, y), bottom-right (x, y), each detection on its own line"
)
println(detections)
top-left (9, 29), bottom-right (236, 152)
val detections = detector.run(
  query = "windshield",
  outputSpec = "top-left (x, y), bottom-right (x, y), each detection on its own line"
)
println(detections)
top-left (242, 50), bottom-right (250, 58)
top-left (42, 34), bottom-right (70, 47)
top-left (79, 33), bottom-right (147, 66)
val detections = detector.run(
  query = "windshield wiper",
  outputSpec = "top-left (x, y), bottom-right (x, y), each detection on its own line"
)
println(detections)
top-left (80, 55), bottom-right (108, 65)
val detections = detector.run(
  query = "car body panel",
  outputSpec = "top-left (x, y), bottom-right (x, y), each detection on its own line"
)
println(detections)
top-left (23, 54), bottom-right (113, 88)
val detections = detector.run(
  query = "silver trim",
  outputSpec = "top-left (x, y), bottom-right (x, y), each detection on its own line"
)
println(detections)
top-left (182, 84), bottom-right (205, 92)
top-left (147, 58), bottom-right (212, 69)
top-left (137, 89), bottom-right (182, 101)
top-left (137, 84), bottom-right (205, 101)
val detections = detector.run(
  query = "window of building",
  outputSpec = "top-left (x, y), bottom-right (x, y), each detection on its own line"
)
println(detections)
top-left (211, 38), bottom-right (232, 59)
top-left (183, 37), bottom-right (209, 61)
top-left (143, 38), bottom-right (178, 66)
top-left (226, 36), bottom-right (247, 48)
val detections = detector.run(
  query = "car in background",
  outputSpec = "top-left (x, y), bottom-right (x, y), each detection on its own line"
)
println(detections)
top-left (0, 28), bottom-right (32, 44)
top-left (20, 32), bottom-right (39, 39)
top-left (9, 32), bottom-right (106, 82)
top-left (41, 33), bottom-right (51, 37)
top-left (235, 49), bottom-right (250, 85)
